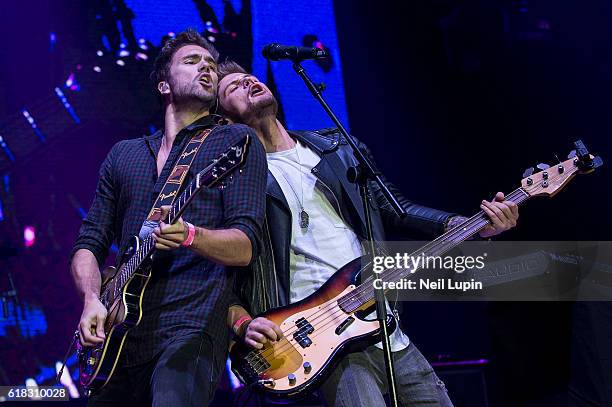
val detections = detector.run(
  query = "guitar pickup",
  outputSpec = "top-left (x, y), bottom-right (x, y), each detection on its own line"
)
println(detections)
top-left (293, 332), bottom-right (312, 348)
top-left (335, 316), bottom-right (355, 335)
top-left (293, 317), bottom-right (314, 348)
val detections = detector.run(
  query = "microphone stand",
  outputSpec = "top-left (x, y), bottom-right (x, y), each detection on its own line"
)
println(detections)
top-left (291, 60), bottom-right (405, 407)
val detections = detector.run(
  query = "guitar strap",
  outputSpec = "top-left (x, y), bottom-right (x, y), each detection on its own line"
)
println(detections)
top-left (145, 126), bottom-right (217, 222)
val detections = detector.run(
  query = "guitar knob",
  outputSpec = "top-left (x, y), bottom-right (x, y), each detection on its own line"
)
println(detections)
top-left (288, 374), bottom-right (297, 386)
top-left (303, 362), bottom-right (312, 374)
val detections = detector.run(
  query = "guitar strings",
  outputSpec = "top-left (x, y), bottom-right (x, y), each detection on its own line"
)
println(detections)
top-left (245, 187), bottom-right (537, 370)
top-left (247, 188), bottom-right (527, 366)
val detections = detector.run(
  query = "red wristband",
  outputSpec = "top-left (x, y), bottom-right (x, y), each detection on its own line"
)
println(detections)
top-left (181, 222), bottom-right (196, 247)
top-left (233, 316), bottom-right (252, 337)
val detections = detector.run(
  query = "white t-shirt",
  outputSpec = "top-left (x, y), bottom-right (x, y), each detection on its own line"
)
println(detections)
top-left (267, 140), bottom-right (409, 351)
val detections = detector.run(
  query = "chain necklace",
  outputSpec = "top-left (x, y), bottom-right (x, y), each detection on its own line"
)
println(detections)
top-left (270, 142), bottom-right (310, 229)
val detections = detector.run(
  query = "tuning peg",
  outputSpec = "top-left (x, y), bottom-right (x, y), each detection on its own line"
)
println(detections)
top-left (522, 167), bottom-right (534, 177)
top-left (567, 150), bottom-right (577, 159)
top-left (536, 163), bottom-right (550, 171)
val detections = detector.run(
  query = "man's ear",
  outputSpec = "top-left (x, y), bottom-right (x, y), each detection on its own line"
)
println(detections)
top-left (158, 81), bottom-right (170, 95)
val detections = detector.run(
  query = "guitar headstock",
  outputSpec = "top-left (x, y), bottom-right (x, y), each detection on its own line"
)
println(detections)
top-left (197, 134), bottom-right (251, 188)
top-left (521, 140), bottom-right (603, 198)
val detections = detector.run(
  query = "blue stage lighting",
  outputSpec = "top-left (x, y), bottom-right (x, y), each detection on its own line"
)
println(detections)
top-left (54, 88), bottom-right (80, 124)
top-left (21, 109), bottom-right (46, 142)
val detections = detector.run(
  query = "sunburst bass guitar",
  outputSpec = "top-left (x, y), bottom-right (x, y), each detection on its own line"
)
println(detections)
top-left (229, 140), bottom-right (602, 400)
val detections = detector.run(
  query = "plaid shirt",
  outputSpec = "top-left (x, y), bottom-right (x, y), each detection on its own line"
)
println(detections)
top-left (71, 114), bottom-right (267, 365)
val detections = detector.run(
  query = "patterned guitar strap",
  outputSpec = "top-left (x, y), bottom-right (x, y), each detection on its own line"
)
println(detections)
top-left (145, 126), bottom-right (216, 223)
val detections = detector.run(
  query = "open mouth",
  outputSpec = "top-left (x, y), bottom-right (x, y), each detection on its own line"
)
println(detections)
top-left (249, 84), bottom-right (265, 97)
top-left (198, 75), bottom-right (211, 86)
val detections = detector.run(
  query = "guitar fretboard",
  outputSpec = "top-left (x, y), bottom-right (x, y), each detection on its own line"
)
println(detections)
top-left (100, 162), bottom-right (217, 307)
top-left (338, 187), bottom-right (531, 313)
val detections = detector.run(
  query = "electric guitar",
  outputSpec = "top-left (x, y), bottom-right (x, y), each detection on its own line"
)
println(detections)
top-left (229, 140), bottom-right (602, 399)
top-left (78, 134), bottom-right (251, 394)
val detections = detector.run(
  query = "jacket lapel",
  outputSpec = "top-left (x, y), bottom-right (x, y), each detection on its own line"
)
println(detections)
top-left (291, 131), bottom-right (368, 236)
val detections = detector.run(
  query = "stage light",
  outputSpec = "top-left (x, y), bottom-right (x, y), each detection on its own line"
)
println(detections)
top-left (93, 66), bottom-right (102, 73)
top-left (54, 87), bottom-right (80, 123)
top-left (135, 52), bottom-right (148, 61)
top-left (138, 38), bottom-right (149, 51)
top-left (168, 31), bottom-right (176, 38)
top-left (0, 135), bottom-right (15, 162)
top-left (26, 377), bottom-right (42, 400)
top-left (24, 226), bottom-right (36, 248)
top-left (55, 362), bottom-right (79, 398)
top-left (21, 109), bottom-right (46, 141)
top-left (64, 73), bottom-right (80, 91)
top-left (116, 59), bottom-right (125, 66)
top-left (49, 32), bottom-right (56, 52)
top-left (225, 358), bottom-right (242, 390)
top-left (24, 378), bottom-right (42, 400)
top-left (96, 50), bottom-right (104, 57)
top-left (119, 49), bottom-right (130, 57)
top-left (119, 42), bottom-right (127, 49)
top-left (207, 36), bottom-right (216, 43)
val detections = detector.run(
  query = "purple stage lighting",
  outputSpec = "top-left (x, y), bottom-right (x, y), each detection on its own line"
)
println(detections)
top-left (24, 226), bottom-right (36, 248)
top-left (64, 73), bottom-right (80, 91)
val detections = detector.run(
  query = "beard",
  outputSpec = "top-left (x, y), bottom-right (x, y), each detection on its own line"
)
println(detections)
top-left (170, 78), bottom-right (215, 109)
top-left (248, 92), bottom-right (278, 120)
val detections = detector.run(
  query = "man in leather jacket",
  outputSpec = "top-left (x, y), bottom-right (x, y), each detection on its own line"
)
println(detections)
top-left (219, 60), bottom-right (519, 406)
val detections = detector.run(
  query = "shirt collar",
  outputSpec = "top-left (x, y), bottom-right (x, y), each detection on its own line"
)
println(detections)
top-left (143, 114), bottom-right (228, 142)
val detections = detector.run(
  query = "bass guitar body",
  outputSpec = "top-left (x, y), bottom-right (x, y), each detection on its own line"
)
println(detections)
top-left (230, 256), bottom-right (395, 399)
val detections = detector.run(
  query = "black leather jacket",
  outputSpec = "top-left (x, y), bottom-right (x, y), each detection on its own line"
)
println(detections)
top-left (235, 128), bottom-right (456, 315)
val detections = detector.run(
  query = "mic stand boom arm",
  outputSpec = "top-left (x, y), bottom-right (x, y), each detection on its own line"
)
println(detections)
top-left (292, 60), bottom-right (403, 407)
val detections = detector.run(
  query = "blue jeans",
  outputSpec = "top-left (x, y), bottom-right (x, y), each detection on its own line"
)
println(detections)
top-left (318, 343), bottom-right (453, 407)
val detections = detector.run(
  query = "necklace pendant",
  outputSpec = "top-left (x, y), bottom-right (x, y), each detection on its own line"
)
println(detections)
top-left (300, 209), bottom-right (309, 229)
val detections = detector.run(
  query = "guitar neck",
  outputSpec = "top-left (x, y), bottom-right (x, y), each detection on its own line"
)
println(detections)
top-left (101, 171), bottom-right (209, 304)
top-left (339, 187), bottom-right (531, 312)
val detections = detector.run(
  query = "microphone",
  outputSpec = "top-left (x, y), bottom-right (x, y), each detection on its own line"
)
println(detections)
top-left (262, 43), bottom-right (328, 61)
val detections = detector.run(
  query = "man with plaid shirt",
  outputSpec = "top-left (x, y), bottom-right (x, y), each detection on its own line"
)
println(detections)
top-left (70, 30), bottom-right (266, 406)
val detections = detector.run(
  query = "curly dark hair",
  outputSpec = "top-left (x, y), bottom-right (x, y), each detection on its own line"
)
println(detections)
top-left (150, 28), bottom-right (219, 85)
